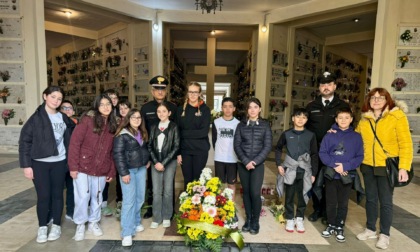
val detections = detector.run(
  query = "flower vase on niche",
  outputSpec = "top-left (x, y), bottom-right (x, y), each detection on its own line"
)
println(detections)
top-left (2, 96), bottom-right (6, 104)
top-left (3, 118), bottom-right (8, 126)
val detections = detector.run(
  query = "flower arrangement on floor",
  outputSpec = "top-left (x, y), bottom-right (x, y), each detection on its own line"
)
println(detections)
top-left (268, 201), bottom-right (286, 224)
top-left (176, 168), bottom-right (243, 252)
top-left (2, 108), bottom-right (15, 126)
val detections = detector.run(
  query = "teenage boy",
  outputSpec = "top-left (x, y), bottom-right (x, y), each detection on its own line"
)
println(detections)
top-left (60, 100), bottom-right (78, 124)
top-left (212, 97), bottom-right (240, 219)
top-left (319, 107), bottom-right (363, 242)
top-left (275, 108), bottom-right (318, 233)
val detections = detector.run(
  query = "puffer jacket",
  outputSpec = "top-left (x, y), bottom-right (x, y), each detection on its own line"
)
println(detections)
top-left (355, 100), bottom-right (413, 171)
top-left (19, 103), bottom-right (76, 168)
top-left (234, 119), bottom-right (272, 166)
top-left (148, 121), bottom-right (180, 167)
top-left (113, 128), bottom-right (150, 176)
top-left (68, 114), bottom-right (116, 178)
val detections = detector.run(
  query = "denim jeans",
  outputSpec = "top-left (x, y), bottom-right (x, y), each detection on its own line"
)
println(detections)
top-left (152, 159), bottom-right (177, 223)
top-left (120, 166), bottom-right (147, 237)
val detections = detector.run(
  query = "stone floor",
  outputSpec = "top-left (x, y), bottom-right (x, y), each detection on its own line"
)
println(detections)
top-left (0, 149), bottom-right (419, 252)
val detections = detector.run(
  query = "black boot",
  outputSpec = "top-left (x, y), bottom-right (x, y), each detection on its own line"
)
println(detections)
top-left (250, 218), bottom-right (260, 235)
top-left (241, 219), bottom-right (251, 232)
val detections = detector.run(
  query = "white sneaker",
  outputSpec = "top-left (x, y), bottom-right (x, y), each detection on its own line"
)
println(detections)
top-left (295, 217), bottom-right (305, 233)
top-left (88, 222), bottom-right (103, 236)
top-left (376, 234), bottom-right (390, 249)
top-left (356, 228), bottom-right (377, 241)
top-left (74, 224), bottom-right (85, 241)
top-left (36, 226), bottom-right (48, 243)
top-left (150, 222), bottom-right (159, 229)
top-left (122, 235), bottom-right (132, 247)
top-left (65, 214), bottom-right (73, 221)
top-left (285, 219), bottom-right (295, 233)
top-left (47, 224), bottom-right (61, 241)
top-left (163, 220), bottom-right (171, 228)
top-left (136, 224), bottom-right (145, 232)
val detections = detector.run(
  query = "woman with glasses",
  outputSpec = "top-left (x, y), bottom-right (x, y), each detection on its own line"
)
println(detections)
top-left (113, 109), bottom-right (150, 246)
top-left (176, 82), bottom-right (211, 189)
top-left (355, 87), bottom-right (412, 249)
top-left (68, 94), bottom-right (118, 241)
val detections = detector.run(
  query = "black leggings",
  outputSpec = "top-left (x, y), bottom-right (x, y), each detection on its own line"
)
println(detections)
top-left (32, 160), bottom-right (67, 226)
top-left (238, 162), bottom-right (264, 221)
top-left (181, 152), bottom-right (209, 189)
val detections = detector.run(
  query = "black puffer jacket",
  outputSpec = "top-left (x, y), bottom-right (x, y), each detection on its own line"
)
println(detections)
top-left (234, 119), bottom-right (272, 166)
top-left (19, 103), bottom-right (76, 168)
top-left (113, 128), bottom-right (150, 176)
top-left (148, 121), bottom-right (180, 167)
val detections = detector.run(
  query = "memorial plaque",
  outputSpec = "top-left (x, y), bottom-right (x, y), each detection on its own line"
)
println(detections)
top-left (396, 49), bottom-right (420, 69)
top-left (398, 26), bottom-right (420, 46)
top-left (0, 40), bottom-right (23, 60)
top-left (0, 0), bottom-right (19, 15)
top-left (0, 63), bottom-right (24, 82)
top-left (394, 72), bottom-right (420, 91)
top-left (0, 17), bottom-right (21, 38)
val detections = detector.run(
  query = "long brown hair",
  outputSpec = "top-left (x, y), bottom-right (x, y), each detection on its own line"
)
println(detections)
top-left (181, 81), bottom-right (203, 117)
top-left (80, 94), bottom-right (118, 134)
top-left (115, 108), bottom-right (148, 142)
top-left (361, 87), bottom-right (395, 113)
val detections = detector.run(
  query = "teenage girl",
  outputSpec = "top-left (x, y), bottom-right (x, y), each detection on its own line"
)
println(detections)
top-left (176, 82), bottom-right (211, 189)
top-left (148, 102), bottom-right (180, 229)
top-left (113, 108), bottom-right (150, 247)
top-left (234, 97), bottom-right (272, 235)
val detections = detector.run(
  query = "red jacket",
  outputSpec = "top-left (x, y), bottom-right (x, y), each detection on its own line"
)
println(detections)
top-left (68, 115), bottom-right (116, 178)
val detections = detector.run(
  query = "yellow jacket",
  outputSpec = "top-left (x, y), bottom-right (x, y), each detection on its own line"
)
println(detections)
top-left (355, 101), bottom-right (413, 171)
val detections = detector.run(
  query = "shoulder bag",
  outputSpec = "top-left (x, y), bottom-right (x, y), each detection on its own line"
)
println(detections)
top-left (368, 120), bottom-right (414, 187)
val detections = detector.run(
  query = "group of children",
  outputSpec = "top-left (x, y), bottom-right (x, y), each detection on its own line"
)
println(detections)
top-left (20, 81), bottom-right (362, 247)
top-left (275, 107), bottom-right (363, 243)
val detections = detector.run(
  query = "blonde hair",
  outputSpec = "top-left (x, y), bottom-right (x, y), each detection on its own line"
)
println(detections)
top-left (181, 81), bottom-right (202, 117)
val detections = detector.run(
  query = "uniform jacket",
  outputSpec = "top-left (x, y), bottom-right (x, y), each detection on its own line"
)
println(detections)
top-left (113, 128), bottom-right (150, 176)
top-left (148, 121), bottom-right (180, 167)
top-left (68, 114), bottom-right (116, 178)
top-left (305, 95), bottom-right (350, 144)
top-left (355, 101), bottom-right (413, 171)
top-left (234, 119), bottom-right (273, 166)
top-left (141, 99), bottom-right (177, 133)
top-left (19, 103), bottom-right (76, 168)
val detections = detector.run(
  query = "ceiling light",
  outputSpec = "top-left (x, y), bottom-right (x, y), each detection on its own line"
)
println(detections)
top-left (64, 11), bottom-right (72, 17)
top-left (153, 10), bottom-right (159, 31)
top-left (196, 0), bottom-right (223, 14)
top-left (211, 30), bottom-right (216, 35)
top-left (353, 18), bottom-right (360, 23)
top-left (261, 13), bottom-right (269, 33)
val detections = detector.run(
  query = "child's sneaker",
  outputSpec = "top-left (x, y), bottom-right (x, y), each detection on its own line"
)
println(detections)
top-left (376, 234), bottom-right (390, 249)
top-left (122, 235), bottom-right (132, 247)
top-left (295, 217), bottom-right (305, 233)
top-left (47, 224), bottom-right (61, 241)
top-left (101, 206), bottom-right (113, 217)
top-left (285, 219), bottom-right (295, 232)
top-left (136, 224), bottom-right (145, 232)
top-left (335, 227), bottom-right (346, 242)
top-left (74, 224), bottom-right (85, 241)
top-left (162, 220), bottom-right (171, 228)
top-left (36, 226), bottom-right (48, 243)
top-left (322, 224), bottom-right (335, 238)
top-left (88, 222), bottom-right (103, 236)
top-left (356, 228), bottom-right (377, 240)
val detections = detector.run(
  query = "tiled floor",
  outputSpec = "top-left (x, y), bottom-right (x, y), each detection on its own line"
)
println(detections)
top-left (0, 150), bottom-right (419, 252)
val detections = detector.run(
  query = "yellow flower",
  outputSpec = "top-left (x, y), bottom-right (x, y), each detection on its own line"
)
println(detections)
top-left (206, 232), bottom-right (220, 240)
top-left (186, 181), bottom-right (201, 194)
top-left (199, 212), bottom-right (214, 224)
top-left (187, 227), bottom-right (203, 240)
top-left (179, 198), bottom-right (193, 212)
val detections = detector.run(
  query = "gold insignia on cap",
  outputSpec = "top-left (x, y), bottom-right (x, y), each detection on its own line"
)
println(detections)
top-left (157, 77), bottom-right (165, 84)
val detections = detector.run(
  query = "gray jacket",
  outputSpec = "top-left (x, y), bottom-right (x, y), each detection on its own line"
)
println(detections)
top-left (276, 153), bottom-right (313, 204)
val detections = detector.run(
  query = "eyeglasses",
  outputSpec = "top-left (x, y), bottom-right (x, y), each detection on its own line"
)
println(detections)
top-left (61, 106), bottom-right (73, 111)
top-left (99, 103), bottom-right (112, 107)
top-left (370, 96), bottom-right (386, 101)
top-left (188, 91), bottom-right (200, 95)
top-left (108, 96), bottom-right (118, 100)
top-left (130, 116), bottom-right (142, 120)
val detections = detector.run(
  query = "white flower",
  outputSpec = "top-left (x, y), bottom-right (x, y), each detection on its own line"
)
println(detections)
top-left (199, 178), bottom-right (206, 185)
top-left (222, 188), bottom-right (234, 200)
top-left (191, 194), bottom-right (201, 205)
top-left (203, 195), bottom-right (216, 205)
top-left (179, 192), bottom-right (188, 203)
top-left (204, 206), bottom-right (218, 217)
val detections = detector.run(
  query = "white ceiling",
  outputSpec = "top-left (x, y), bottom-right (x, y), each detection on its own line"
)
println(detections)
top-left (44, 0), bottom-right (376, 69)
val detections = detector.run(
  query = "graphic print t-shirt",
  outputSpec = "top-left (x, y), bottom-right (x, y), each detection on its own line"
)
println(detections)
top-left (35, 112), bottom-right (67, 162)
top-left (214, 117), bottom-right (240, 163)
